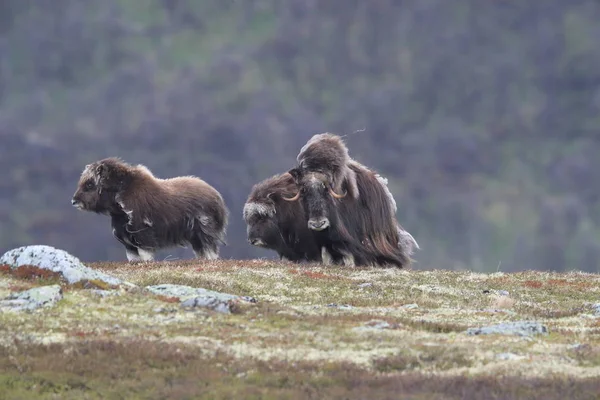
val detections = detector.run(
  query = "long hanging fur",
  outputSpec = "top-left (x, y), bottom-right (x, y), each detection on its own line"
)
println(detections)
top-left (72, 157), bottom-right (229, 262)
top-left (289, 133), bottom-right (415, 268)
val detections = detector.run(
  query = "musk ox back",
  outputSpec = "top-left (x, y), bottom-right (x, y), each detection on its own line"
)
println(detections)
top-left (289, 133), bottom-right (411, 268)
top-left (72, 157), bottom-right (229, 262)
top-left (243, 172), bottom-right (321, 262)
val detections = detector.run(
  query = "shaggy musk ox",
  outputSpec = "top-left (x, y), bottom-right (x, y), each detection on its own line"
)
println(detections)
top-left (286, 132), bottom-right (413, 268)
top-left (71, 157), bottom-right (229, 262)
top-left (243, 172), bottom-right (321, 262)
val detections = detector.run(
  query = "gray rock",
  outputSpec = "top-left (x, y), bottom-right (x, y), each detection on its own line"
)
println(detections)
top-left (357, 282), bottom-right (372, 288)
top-left (402, 303), bottom-right (419, 309)
top-left (498, 290), bottom-right (510, 297)
top-left (181, 296), bottom-right (235, 314)
top-left (592, 303), bottom-right (600, 316)
top-left (145, 283), bottom-right (255, 303)
top-left (496, 352), bottom-right (524, 361)
top-left (326, 303), bottom-right (353, 310)
top-left (466, 321), bottom-right (548, 337)
top-left (1, 245), bottom-right (130, 287)
top-left (0, 285), bottom-right (62, 312)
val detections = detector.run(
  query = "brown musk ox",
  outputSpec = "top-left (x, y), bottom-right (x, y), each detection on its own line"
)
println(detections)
top-left (71, 157), bottom-right (229, 262)
top-left (286, 132), bottom-right (413, 268)
top-left (243, 172), bottom-right (322, 263)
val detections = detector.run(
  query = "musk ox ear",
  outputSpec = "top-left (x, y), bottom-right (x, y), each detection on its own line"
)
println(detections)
top-left (287, 167), bottom-right (302, 184)
top-left (95, 162), bottom-right (106, 178)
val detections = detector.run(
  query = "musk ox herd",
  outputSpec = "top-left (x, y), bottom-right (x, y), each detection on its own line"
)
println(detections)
top-left (72, 133), bottom-right (419, 268)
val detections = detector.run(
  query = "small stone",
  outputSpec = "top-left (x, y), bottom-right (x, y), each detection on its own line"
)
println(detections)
top-left (496, 352), bottom-right (524, 361)
top-left (592, 303), bottom-right (600, 316)
top-left (466, 321), bottom-right (548, 337)
top-left (326, 303), bottom-right (353, 309)
top-left (0, 285), bottom-right (62, 312)
top-left (498, 290), bottom-right (510, 297)
top-left (145, 283), bottom-right (255, 304)
top-left (402, 303), bottom-right (419, 309)
top-left (358, 282), bottom-right (372, 288)
top-left (181, 296), bottom-right (234, 314)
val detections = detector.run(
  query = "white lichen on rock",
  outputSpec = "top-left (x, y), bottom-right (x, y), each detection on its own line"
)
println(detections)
top-left (0, 245), bottom-right (131, 287)
top-left (0, 284), bottom-right (63, 312)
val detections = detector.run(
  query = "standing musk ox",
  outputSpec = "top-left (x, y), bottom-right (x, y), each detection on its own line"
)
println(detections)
top-left (285, 133), bottom-right (414, 268)
top-left (71, 157), bottom-right (229, 262)
top-left (243, 172), bottom-right (322, 262)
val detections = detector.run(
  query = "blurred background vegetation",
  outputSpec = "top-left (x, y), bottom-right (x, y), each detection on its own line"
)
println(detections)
top-left (1, 0), bottom-right (599, 272)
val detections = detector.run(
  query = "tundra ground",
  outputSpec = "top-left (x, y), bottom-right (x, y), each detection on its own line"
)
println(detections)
top-left (1, 260), bottom-right (599, 399)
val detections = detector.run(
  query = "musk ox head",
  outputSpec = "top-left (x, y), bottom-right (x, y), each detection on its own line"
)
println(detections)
top-left (243, 197), bottom-right (278, 248)
top-left (284, 167), bottom-right (348, 232)
top-left (243, 172), bottom-right (299, 249)
top-left (71, 157), bottom-right (129, 214)
top-left (296, 132), bottom-right (358, 199)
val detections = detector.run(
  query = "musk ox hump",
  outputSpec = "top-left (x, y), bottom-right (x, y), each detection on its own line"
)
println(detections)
top-left (296, 133), bottom-right (359, 199)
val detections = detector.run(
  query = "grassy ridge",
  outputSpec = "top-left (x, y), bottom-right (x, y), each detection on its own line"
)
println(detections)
top-left (1, 260), bottom-right (599, 399)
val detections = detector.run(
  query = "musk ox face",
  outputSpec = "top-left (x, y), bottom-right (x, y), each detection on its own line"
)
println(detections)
top-left (243, 200), bottom-right (281, 248)
top-left (72, 159), bottom-right (123, 214)
top-left (72, 163), bottom-right (106, 213)
top-left (285, 168), bottom-right (347, 231)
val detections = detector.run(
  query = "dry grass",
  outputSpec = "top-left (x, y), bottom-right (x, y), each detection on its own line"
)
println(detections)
top-left (1, 259), bottom-right (600, 398)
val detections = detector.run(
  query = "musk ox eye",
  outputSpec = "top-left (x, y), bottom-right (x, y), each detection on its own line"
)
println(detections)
top-left (84, 180), bottom-right (95, 191)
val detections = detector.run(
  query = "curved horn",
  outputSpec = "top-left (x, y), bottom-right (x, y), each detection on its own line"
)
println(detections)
top-left (329, 186), bottom-right (347, 199)
top-left (282, 191), bottom-right (301, 202)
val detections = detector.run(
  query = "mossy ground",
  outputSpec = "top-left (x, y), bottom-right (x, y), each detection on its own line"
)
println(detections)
top-left (1, 260), bottom-right (600, 399)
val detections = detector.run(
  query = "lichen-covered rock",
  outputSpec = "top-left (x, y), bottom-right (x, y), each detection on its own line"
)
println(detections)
top-left (181, 296), bottom-right (235, 314)
top-left (466, 321), bottom-right (548, 337)
top-left (146, 283), bottom-right (255, 303)
top-left (0, 284), bottom-right (62, 312)
top-left (145, 284), bottom-right (255, 314)
top-left (0, 245), bottom-right (131, 287)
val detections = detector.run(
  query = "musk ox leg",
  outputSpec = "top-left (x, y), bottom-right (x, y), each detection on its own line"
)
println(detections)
top-left (321, 247), bottom-right (333, 265)
top-left (126, 248), bottom-right (142, 262)
top-left (137, 249), bottom-right (155, 261)
top-left (340, 250), bottom-right (356, 267)
top-left (190, 235), bottom-right (220, 260)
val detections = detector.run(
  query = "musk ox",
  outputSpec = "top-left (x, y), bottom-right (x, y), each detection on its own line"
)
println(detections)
top-left (286, 133), bottom-right (412, 268)
top-left (243, 172), bottom-right (322, 262)
top-left (71, 157), bottom-right (229, 262)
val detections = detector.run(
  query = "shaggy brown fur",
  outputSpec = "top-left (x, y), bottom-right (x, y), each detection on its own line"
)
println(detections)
top-left (243, 172), bottom-right (321, 262)
top-left (288, 133), bottom-right (413, 268)
top-left (296, 133), bottom-right (359, 199)
top-left (72, 157), bottom-right (229, 262)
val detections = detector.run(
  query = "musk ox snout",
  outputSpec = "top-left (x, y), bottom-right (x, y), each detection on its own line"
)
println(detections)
top-left (71, 193), bottom-right (83, 209)
top-left (248, 237), bottom-right (267, 247)
top-left (308, 217), bottom-right (329, 231)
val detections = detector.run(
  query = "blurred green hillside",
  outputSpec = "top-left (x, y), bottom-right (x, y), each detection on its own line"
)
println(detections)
top-left (1, 0), bottom-right (600, 272)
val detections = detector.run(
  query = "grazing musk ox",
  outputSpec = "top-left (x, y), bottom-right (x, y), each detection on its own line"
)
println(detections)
top-left (243, 172), bottom-right (322, 262)
top-left (71, 157), bottom-right (229, 262)
top-left (285, 133), bottom-right (412, 268)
